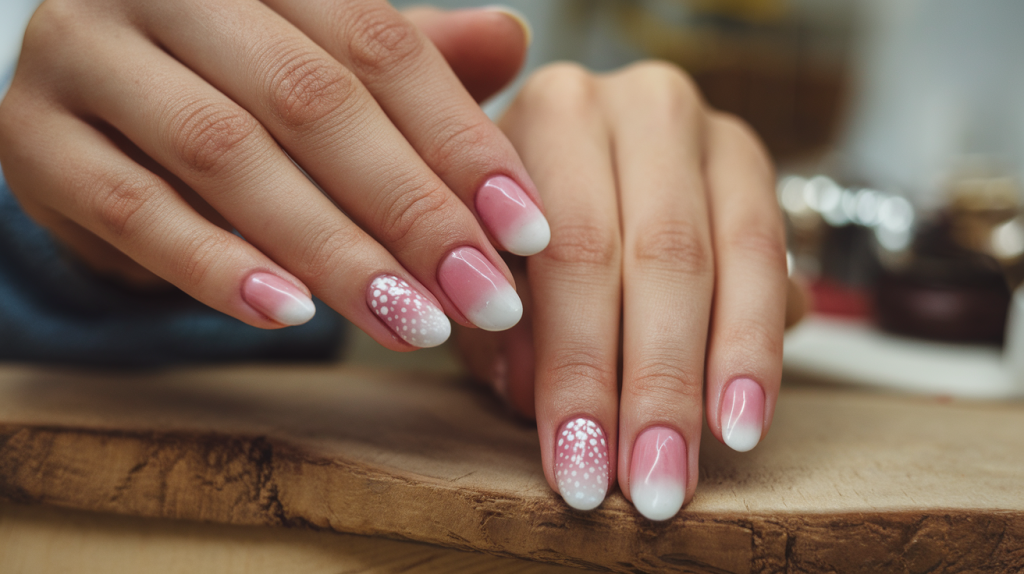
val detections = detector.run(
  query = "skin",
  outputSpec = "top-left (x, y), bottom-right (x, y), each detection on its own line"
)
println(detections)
top-left (0, 0), bottom-right (535, 350)
top-left (0, 1), bottom-right (798, 517)
top-left (458, 62), bottom-right (793, 511)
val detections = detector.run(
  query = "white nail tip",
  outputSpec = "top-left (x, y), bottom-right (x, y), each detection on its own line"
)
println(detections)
top-left (468, 284), bottom-right (523, 332)
top-left (723, 423), bottom-right (762, 453)
top-left (562, 489), bottom-right (606, 511)
top-left (275, 296), bottom-right (317, 326)
top-left (369, 276), bottom-right (451, 348)
top-left (631, 479), bottom-right (684, 521)
top-left (505, 215), bottom-right (551, 256)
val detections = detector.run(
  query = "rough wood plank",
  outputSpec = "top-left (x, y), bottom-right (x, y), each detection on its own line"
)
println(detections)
top-left (0, 502), bottom-right (585, 574)
top-left (1, 364), bottom-right (1023, 573)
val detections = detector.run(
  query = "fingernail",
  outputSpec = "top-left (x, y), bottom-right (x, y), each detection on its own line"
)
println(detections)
top-left (629, 426), bottom-right (686, 521)
top-left (438, 247), bottom-right (523, 331)
top-left (475, 175), bottom-right (550, 256)
top-left (721, 378), bottom-right (765, 452)
top-left (242, 272), bottom-right (316, 326)
top-left (554, 417), bottom-right (609, 511)
top-left (482, 5), bottom-right (533, 47)
top-left (367, 275), bottom-right (451, 348)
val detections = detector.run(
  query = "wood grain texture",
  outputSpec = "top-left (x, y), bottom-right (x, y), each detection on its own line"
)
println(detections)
top-left (0, 502), bottom-right (585, 574)
top-left (1, 363), bottom-right (1024, 573)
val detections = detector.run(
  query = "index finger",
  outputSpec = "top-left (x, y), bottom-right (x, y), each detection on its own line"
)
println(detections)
top-left (266, 0), bottom-right (551, 257)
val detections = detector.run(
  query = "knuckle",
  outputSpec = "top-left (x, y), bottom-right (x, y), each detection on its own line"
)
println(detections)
top-left (518, 62), bottom-right (600, 118)
top-left (545, 346), bottom-right (618, 397)
top-left (719, 319), bottom-right (784, 361)
top-left (727, 227), bottom-right (787, 270)
top-left (631, 222), bottom-right (711, 276)
top-left (624, 61), bottom-right (704, 122)
top-left (374, 181), bottom-right (457, 246)
top-left (626, 357), bottom-right (703, 405)
top-left (294, 225), bottom-right (361, 285)
top-left (265, 47), bottom-right (357, 130)
top-left (540, 222), bottom-right (620, 269)
top-left (89, 171), bottom-right (159, 241)
top-left (345, 6), bottom-right (424, 78)
top-left (23, 0), bottom-right (86, 54)
top-left (422, 118), bottom-right (493, 176)
top-left (169, 101), bottom-right (260, 177)
top-left (711, 111), bottom-right (775, 177)
top-left (173, 231), bottom-right (231, 291)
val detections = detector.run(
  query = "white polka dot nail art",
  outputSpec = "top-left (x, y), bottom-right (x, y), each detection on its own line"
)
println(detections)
top-left (367, 275), bottom-right (451, 348)
top-left (554, 417), bottom-right (609, 511)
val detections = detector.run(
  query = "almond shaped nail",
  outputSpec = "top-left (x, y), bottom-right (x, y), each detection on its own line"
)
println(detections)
top-left (367, 275), bottom-right (451, 348)
top-left (475, 175), bottom-right (550, 256)
top-left (721, 378), bottom-right (765, 452)
top-left (554, 417), bottom-right (609, 511)
top-left (437, 246), bottom-right (522, 331)
top-left (629, 426), bottom-right (686, 521)
top-left (242, 272), bottom-right (315, 326)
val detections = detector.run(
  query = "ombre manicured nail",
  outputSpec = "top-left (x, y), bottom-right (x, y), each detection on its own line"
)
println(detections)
top-left (367, 275), bottom-right (451, 348)
top-left (475, 175), bottom-right (550, 256)
top-left (554, 417), bottom-right (609, 511)
top-left (438, 247), bottom-right (523, 331)
top-left (629, 426), bottom-right (686, 521)
top-left (242, 272), bottom-right (315, 326)
top-left (721, 378), bottom-right (765, 452)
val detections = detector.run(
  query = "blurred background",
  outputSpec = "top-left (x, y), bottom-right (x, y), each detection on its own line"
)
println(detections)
top-left (5, 0), bottom-right (1024, 395)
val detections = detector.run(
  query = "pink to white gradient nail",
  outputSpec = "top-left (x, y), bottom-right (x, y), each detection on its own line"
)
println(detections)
top-left (554, 417), bottom-right (609, 511)
top-left (437, 247), bottom-right (522, 331)
top-left (367, 275), bottom-right (450, 348)
top-left (241, 272), bottom-right (316, 327)
top-left (721, 378), bottom-right (765, 452)
top-left (475, 175), bottom-right (551, 256)
top-left (629, 426), bottom-right (686, 521)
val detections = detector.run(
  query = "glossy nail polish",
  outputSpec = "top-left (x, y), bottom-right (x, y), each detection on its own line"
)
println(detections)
top-left (367, 275), bottom-right (451, 348)
top-left (437, 247), bottom-right (523, 331)
top-left (554, 417), bottom-right (609, 511)
top-left (721, 378), bottom-right (765, 452)
top-left (629, 426), bottom-right (686, 521)
top-left (475, 175), bottom-right (550, 256)
top-left (242, 272), bottom-right (316, 326)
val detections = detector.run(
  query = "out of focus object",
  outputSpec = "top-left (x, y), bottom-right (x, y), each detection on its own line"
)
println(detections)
top-left (1005, 285), bottom-right (1024, 391)
top-left (873, 164), bottom-right (1022, 344)
top-left (613, 0), bottom-right (854, 162)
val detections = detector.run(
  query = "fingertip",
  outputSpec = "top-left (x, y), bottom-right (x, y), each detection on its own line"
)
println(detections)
top-left (242, 272), bottom-right (316, 327)
top-left (720, 378), bottom-right (765, 452)
top-left (481, 5), bottom-right (533, 47)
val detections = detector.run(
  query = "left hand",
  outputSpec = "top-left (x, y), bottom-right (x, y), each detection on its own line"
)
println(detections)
top-left (456, 61), bottom-right (791, 520)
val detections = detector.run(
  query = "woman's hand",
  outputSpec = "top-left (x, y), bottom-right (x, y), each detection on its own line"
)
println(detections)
top-left (0, 0), bottom-right (546, 349)
top-left (457, 62), bottom-right (790, 520)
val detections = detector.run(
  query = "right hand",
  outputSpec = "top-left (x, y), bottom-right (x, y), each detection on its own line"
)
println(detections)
top-left (0, 1), bottom-right (548, 349)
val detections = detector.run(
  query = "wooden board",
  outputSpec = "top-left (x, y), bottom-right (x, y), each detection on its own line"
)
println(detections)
top-left (0, 501), bottom-right (583, 574)
top-left (2, 362), bottom-right (1024, 573)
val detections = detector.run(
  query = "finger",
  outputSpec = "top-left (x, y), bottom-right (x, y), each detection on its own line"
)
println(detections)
top-left (602, 63), bottom-right (714, 521)
top-left (48, 29), bottom-right (452, 349)
top-left (453, 257), bottom-right (536, 419)
top-left (702, 113), bottom-right (787, 454)
top-left (402, 6), bottom-right (529, 103)
top-left (0, 102), bottom-right (317, 330)
top-left (136, 0), bottom-right (524, 331)
top-left (262, 0), bottom-right (550, 256)
top-left (501, 64), bottom-right (622, 511)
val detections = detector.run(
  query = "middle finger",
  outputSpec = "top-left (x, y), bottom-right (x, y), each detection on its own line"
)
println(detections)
top-left (602, 62), bottom-right (714, 521)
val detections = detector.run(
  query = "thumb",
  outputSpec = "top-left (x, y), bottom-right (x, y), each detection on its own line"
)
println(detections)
top-left (403, 6), bottom-right (531, 103)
